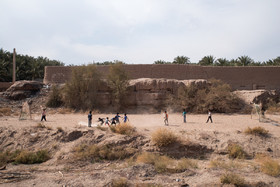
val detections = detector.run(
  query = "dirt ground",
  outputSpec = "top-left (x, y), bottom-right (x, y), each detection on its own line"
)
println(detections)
top-left (1, 112), bottom-right (280, 186)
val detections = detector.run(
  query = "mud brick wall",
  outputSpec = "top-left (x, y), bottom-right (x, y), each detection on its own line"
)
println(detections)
top-left (0, 82), bottom-right (13, 91)
top-left (44, 65), bottom-right (280, 90)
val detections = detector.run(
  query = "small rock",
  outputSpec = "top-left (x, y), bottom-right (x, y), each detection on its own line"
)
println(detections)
top-left (267, 148), bottom-right (273, 152)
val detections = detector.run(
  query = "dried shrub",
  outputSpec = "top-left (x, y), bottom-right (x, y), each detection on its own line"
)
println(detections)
top-left (209, 159), bottom-right (242, 170)
top-left (169, 79), bottom-right (246, 113)
top-left (220, 173), bottom-right (246, 186)
top-left (96, 125), bottom-right (107, 131)
top-left (46, 85), bottom-right (63, 108)
top-left (151, 128), bottom-right (178, 147)
top-left (110, 123), bottom-right (135, 135)
top-left (136, 152), bottom-right (197, 173)
top-left (0, 150), bottom-right (21, 167)
top-left (0, 107), bottom-right (11, 116)
top-left (228, 143), bottom-right (247, 159)
top-left (111, 177), bottom-right (128, 187)
top-left (256, 154), bottom-right (280, 177)
top-left (36, 123), bottom-right (45, 128)
top-left (244, 127), bottom-right (269, 137)
top-left (14, 149), bottom-right (50, 164)
top-left (73, 144), bottom-right (135, 163)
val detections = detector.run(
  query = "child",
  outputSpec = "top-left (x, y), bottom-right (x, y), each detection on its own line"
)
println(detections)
top-left (124, 113), bottom-right (129, 123)
top-left (98, 117), bottom-right (105, 125)
top-left (41, 108), bottom-right (47, 121)
top-left (206, 109), bottom-right (213, 123)
top-left (115, 113), bottom-right (121, 124)
top-left (183, 109), bottom-right (187, 123)
top-left (164, 111), bottom-right (168, 126)
top-left (105, 117), bottom-right (110, 126)
top-left (88, 111), bottom-right (92, 127)
top-left (111, 117), bottom-right (117, 125)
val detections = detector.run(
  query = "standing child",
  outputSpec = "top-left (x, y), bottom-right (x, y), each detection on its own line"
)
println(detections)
top-left (41, 108), bottom-right (47, 121)
top-left (105, 117), bottom-right (110, 126)
top-left (88, 111), bottom-right (92, 127)
top-left (115, 113), bottom-right (121, 124)
top-left (206, 109), bottom-right (213, 123)
top-left (123, 113), bottom-right (129, 123)
top-left (183, 109), bottom-right (187, 123)
top-left (164, 111), bottom-right (168, 126)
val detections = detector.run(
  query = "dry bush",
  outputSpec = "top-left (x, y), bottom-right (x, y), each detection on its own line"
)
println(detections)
top-left (46, 85), bottom-right (63, 108)
top-left (73, 144), bottom-right (135, 163)
top-left (209, 159), bottom-right (242, 170)
top-left (15, 149), bottom-right (50, 164)
top-left (151, 128), bottom-right (178, 147)
top-left (110, 123), bottom-right (135, 135)
top-left (0, 150), bottom-right (21, 167)
top-left (220, 173), bottom-right (246, 186)
top-left (169, 79), bottom-right (246, 113)
top-left (111, 177), bottom-right (128, 187)
top-left (0, 107), bottom-right (11, 116)
top-left (136, 152), bottom-right (197, 173)
top-left (36, 123), bottom-right (45, 128)
top-left (255, 154), bottom-right (280, 177)
top-left (96, 125), bottom-right (107, 131)
top-left (228, 143), bottom-right (247, 159)
top-left (244, 126), bottom-right (269, 137)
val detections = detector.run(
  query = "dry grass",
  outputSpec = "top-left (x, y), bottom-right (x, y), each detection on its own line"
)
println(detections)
top-left (36, 123), bottom-right (46, 128)
top-left (255, 154), bottom-right (280, 177)
top-left (110, 123), bottom-right (135, 135)
top-left (210, 159), bottom-right (243, 170)
top-left (111, 177), bottom-right (128, 187)
top-left (73, 144), bottom-right (136, 162)
top-left (0, 107), bottom-right (12, 116)
top-left (96, 125), bottom-right (107, 131)
top-left (244, 126), bottom-right (269, 137)
top-left (228, 143), bottom-right (247, 159)
top-left (151, 128), bottom-right (178, 147)
top-left (220, 173), bottom-right (246, 186)
top-left (136, 152), bottom-right (197, 173)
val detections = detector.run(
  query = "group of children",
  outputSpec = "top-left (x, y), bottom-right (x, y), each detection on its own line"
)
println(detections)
top-left (88, 112), bottom-right (129, 127)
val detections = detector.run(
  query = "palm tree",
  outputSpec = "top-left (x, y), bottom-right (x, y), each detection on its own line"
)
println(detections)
top-left (237, 56), bottom-right (254, 66)
top-left (198, 55), bottom-right (215, 66)
top-left (215, 58), bottom-right (229, 66)
top-left (172, 56), bottom-right (190, 64)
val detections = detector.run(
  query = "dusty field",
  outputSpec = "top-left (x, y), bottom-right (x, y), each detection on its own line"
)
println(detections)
top-left (1, 112), bottom-right (280, 186)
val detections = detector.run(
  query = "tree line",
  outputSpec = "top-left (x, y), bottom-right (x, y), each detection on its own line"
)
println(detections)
top-left (154, 55), bottom-right (280, 66)
top-left (0, 48), bottom-right (64, 82)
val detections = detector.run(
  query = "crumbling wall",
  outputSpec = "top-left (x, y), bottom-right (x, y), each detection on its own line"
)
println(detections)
top-left (43, 65), bottom-right (280, 90)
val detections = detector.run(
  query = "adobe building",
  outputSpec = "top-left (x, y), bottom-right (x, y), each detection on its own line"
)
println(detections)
top-left (43, 64), bottom-right (280, 90)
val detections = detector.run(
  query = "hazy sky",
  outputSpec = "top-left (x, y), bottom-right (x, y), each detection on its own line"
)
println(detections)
top-left (1, 0), bottom-right (279, 65)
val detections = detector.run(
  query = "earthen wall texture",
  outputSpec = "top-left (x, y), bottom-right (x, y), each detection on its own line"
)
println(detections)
top-left (0, 82), bottom-right (13, 91)
top-left (44, 65), bottom-right (280, 90)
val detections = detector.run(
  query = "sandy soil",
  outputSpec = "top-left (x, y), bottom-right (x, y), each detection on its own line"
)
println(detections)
top-left (1, 112), bottom-right (280, 186)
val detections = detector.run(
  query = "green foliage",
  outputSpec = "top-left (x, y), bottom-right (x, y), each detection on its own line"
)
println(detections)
top-left (107, 62), bottom-right (129, 110)
top-left (220, 173), bottom-right (246, 186)
top-left (170, 79), bottom-right (245, 113)
top-left (154, 60), bottom-right (171, 64)
top-left (46, 85), bottom-right (63, 108)
top-left (172, 56), bottom-right (190, 64)
top-left (0, 48), bottom-right (64, 82)
top-left (63, 65), bottom-right (101, 110)
top-left (14, 149), bottom-right (50, 164)
top-left (198, 55), bottom-right (215, 66)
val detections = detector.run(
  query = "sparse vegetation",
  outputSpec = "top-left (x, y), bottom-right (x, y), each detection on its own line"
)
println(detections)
top-left (209, 159), bottom-right (242, 170)
top-left (96, 125), bottom-right (107, 131)
top-left (36, 123), bottom-right (46, 128)
top-left (110, 123), bottom-right (135, 135)
top-left (255, 154), bottom-right (280, 177)
top-left (244, 126), bottom-right (269, 137)
top-left (136, 152), bottom-right (197, 173)
top-left (151, 128), bottom-right (178, 147)
top-left (0, 107), bottom-right (11, 116)
top-left (220, 173), bottom-right (246, 186)
top-left (46, 85), bottom-right (63, 108)
top-left (73, 144), bottom-right (136, 162)
top-left (111, 177), bottom-right (128, 187)
top-left (228, 143), bottom-right (247, 159)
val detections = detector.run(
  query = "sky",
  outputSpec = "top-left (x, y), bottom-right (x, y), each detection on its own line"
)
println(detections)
top-left (0, 0), bottom-right (280, 65)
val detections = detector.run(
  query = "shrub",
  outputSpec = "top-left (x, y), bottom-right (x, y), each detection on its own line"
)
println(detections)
top-left (0, 107), bottom-right (11, 116)
top-left (244, 127), bottom-right (269, 137)
top-left (256, 154), bottom-right (280, 177)
top-left (151, 128), bottom-right (178, 147)
top-left (46, 85), bottom-right (63, 108)
top-left (14, 149), bottom-right (50, 164)
top-left (63, 65), bottom-right (101, 110)
top-left (210, 159), bottom-right (242, 170)
top-left (73, 144), bottom-right (135, 162)
top-left (111, 177), bottom-right (128, 187)
top-left (228, 143), bottom-right (247, 159)
top-left (0, 150), bottom-right (21, 167)
top-left (110, 123), bottom-right (135, 135)
top-left (36, 123), bottom-right (45, 128)
top-left (220, 173), bottom-right (246, 186)
top-left (136, 152), bottom-right (197, 173)
top-left (96, 125), bottom-right (107, 131)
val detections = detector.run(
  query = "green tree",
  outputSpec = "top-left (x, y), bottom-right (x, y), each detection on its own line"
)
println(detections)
top-left (198, 55), bottom-right (216, 66)
top-left (107, 62), bottom-right (129, 110)
top-left (215, 58), bottom-right (229, 66)
top-left (172, 56), bottom-right (190, 64)
top-left (237, 56), bottom-right (254, 66)
top-left (154, 60), bottom-right (170, 64)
